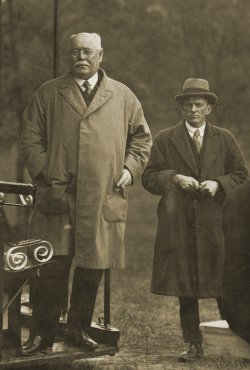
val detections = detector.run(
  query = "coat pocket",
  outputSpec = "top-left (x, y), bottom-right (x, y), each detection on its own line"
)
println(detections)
top-left (36, 184), bottom-right (69, 215)
top-left (103, 188), bottom-right (128, 223)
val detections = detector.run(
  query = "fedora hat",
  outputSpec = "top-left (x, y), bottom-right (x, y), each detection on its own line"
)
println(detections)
top-left (175, 78), bottom-right (218, 105)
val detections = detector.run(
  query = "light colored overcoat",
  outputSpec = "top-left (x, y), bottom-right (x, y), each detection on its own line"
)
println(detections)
top-left (142, 121), bottom-right (248, 298)
top-left (21, 69), bottom-right (152, 269)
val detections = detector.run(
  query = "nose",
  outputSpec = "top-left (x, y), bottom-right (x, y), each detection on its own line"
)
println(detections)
top-left (78, 50), bottom-right (86, 60)
top-left (190, 104), bottom-right (198, 112)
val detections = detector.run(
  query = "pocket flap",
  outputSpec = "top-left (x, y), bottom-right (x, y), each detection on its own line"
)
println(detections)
top-left (103, 188), bottom-right (128, 222)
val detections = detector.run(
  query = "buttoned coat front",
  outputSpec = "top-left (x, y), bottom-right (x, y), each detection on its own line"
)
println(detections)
top-left (142, 121), bottom-right (248, 298)
top-left (20, 70), bottom-right (152, 269)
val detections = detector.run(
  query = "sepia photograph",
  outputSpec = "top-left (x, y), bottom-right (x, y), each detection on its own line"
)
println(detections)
top-left (1, 0), bottom-right (250, 369)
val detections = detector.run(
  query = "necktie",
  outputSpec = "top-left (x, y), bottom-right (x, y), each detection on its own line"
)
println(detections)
top-left (193, 129), bottom-right (202, 154)
top-left (82, 80), bottom-right (91, 96)
top-left (81, 80), bottom-right (92, 105)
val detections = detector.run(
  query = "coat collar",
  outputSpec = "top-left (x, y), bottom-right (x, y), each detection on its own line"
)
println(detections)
top-left (171, 121), bottom-right (222, 177)
top-left (60, 69), bottom-right (113, 117)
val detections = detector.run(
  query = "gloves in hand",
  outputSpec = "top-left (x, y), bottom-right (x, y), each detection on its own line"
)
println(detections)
top-left (173, 175), bottom-right (219, 197)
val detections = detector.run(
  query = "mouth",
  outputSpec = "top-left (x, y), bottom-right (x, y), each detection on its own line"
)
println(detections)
top-left (75, 64), bottom-right (89, 68)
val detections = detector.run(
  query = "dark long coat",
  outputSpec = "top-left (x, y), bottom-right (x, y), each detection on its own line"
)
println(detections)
top-left (20, 69), bottom-right (152, 269)
top-left (142, 121), bottom-right (248, 298)
top-left (222, 181), bottom-right (250, 342)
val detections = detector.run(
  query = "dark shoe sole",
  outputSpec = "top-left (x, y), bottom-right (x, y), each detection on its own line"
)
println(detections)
top-left (179, 354), bottom-right (204, 362)
top-left (20, 346), bottom-right (52, 357)
top-left (64, 338), bottom-right (99, 351)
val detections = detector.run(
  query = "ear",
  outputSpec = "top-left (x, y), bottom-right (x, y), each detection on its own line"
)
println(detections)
top-left (181, 104), bottom-right (186, 115)
top-left (206, 105), bottom-right (212, 115)
top-left (99, 49), bottom-right (104, 63)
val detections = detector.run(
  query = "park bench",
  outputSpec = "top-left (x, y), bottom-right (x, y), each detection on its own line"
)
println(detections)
top-left (0, 181), bottom-right (119, 369)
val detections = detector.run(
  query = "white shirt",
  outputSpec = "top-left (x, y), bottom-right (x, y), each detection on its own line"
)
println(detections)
top-left (185, 121), bottom-right (206, 145)
top-left (74, 72), bottom-right (98, 91)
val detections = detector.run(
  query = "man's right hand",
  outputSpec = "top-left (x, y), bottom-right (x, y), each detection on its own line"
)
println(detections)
top-left (173, 174), bottom-right (200, 191)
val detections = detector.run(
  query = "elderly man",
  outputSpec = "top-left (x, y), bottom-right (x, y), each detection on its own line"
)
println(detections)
top-left (142, 78), bottom-right (248, 361)
top-left (20, 32), bottom-right (151, 355)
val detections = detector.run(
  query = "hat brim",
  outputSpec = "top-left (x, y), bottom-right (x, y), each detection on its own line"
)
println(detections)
top-left (175, 92), bottom-right (218, 105)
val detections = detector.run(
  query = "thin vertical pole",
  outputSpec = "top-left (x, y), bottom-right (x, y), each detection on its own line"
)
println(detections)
top-left (104, 269), bottom-right (111, 327)
top-left (0, 201), bottom-right (5, 361)
top-left (0, 0), bottom-right (2, 88)
top-left (0, 6), bottom-right (4, 361)
top-left (53, 0), bottom-right (61, 77)
top-left (53, 0), bottom-right (69, 319)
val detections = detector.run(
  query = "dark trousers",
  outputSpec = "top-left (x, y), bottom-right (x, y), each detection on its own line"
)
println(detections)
top-left (179, 297), bottom-right (224, 344)
top-left (67, 267), bottom-right (103, 330)
top-left (30, 257), bottom-right (103, 345)
top-left (30, 256), bottom-right (72, 346)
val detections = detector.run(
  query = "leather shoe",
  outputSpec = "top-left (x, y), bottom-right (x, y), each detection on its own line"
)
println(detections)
top-left (20, 335), bottom-right (49, 356)
top-left (65, 328), bottom-right (99, 350)
top-left (179, 343), bottom-right (204, 362)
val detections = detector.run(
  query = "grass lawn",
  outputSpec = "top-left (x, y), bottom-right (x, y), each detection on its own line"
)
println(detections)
top-left (9, 181), bottom-right (250, 369)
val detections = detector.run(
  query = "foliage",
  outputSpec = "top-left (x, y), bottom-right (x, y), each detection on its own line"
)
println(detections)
top-left (1, 0), bottom-right (250, 220)
top-left (2, 0), bottom-right (250, 145)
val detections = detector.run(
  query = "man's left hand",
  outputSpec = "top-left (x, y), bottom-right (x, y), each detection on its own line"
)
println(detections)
top-left (199, 180), bottom-right (219, 197)
top-left (117, 168), bottom-right (132, 188)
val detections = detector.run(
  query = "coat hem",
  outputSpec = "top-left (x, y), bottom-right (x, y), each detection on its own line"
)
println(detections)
top-left (150, 289), bottom-right (222, 298)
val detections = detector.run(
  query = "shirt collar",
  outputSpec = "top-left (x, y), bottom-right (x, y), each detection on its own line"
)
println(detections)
top-left (74, 72), bottom-right (98, 89)
top-left (185, 121), bottom-right (206, 137)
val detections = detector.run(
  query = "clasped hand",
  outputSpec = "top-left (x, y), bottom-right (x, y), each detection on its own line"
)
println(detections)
top-left (173, 175), bottom-right (219, 197)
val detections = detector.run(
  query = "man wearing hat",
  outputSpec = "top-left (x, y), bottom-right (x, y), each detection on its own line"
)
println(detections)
top-left (142, 78), bottom-right (249, 361)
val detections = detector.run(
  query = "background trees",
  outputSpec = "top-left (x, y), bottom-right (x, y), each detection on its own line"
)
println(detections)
top-left (3, 0), bottom-right (250, 135)
top-left (1, 0), bottom-right (250, 232)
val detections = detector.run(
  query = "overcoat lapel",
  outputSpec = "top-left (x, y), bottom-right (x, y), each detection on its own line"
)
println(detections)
top-left (200, 122), bottom-right (222, 178)
top-left (60, 71), bottom-right (113, 118)
top-left (171, 122), bottom-right (199, 176)
top-left (60, 74), bottom-right (87, 116)
top-left (83, 78), bottom-right (113, 118)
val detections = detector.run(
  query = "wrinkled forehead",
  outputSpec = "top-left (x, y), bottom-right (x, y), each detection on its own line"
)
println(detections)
top-left (69, 33), bottom-right (102, 50)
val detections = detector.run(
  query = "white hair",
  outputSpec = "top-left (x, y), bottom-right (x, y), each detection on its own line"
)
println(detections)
top-left (68, 33), bottom-right (102, 49)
